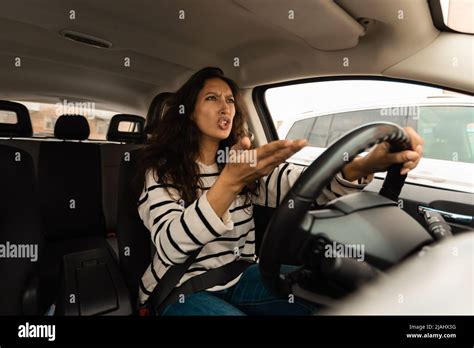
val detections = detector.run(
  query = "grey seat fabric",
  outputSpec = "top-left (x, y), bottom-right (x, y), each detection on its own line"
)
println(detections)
top-left (37, 115), bottom-right (113, 310)
top-left (101, 113), bottom-right (145, 236)
top-left (0, 139), bottom-right (41, 175)
top-left (144, 92), bottom-right (173, 135)
top-left (0, 144), bottom-right (43, 314)
top-left (38, 115), bottom-right (106, 240)
top-left (116, 149), bottom-right (152, 304)
top-left (0, 100), bottom-right (41, 175)
top-left (100, 143), bottom-right (142, 235)
top-left (0, 102), bottom-right (43, 315)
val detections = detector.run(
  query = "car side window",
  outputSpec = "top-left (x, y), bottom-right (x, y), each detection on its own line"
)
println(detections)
top-left (327, 109), bottom-right (406, 145)
top-left (286, 118), bottom-right (314, 140)
top-left (414, 106), bottom-right (474, 163)
top-left (308, 115), bottom-right (332, 147)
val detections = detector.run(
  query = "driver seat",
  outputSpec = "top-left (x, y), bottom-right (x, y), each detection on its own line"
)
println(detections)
top-left (116, 92), bottom-right (174, 308)
top-left (116, 148), bottom-right (152, 308)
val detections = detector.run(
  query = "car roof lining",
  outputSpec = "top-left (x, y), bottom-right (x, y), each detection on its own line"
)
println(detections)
top-left (0, 0), bottom-right (472, 116)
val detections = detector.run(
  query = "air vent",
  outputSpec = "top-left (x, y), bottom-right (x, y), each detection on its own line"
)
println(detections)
top-left (60, 30), bottom-right (112, 49)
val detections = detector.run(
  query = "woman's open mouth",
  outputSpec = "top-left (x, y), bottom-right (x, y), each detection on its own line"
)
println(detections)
top-left (217, 116), bottom-right (231, 130)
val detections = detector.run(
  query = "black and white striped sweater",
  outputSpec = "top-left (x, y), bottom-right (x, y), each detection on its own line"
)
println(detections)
top-left (137, 160), bottom-right (371, 304)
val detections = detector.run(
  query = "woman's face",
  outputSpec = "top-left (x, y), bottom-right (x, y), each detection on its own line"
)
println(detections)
top-left (193, 78), bottom-right (236, 143)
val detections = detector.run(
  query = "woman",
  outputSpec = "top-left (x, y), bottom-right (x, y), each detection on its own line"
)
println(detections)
top-left (136, 67), bottom-right (423, 315)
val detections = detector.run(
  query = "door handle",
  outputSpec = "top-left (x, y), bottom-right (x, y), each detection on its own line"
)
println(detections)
top-left (418, 206), bottom-right (473, 225)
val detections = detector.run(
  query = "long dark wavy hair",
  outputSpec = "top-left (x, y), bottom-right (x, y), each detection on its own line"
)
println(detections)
top-left (135, 67), bottom-right (257, 206)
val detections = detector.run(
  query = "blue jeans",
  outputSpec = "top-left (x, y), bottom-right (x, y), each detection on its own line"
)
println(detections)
top-left (161, 264), bottom-right (318, 316)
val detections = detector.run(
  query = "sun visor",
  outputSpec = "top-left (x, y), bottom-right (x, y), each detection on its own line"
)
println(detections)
top-left (234, 0), bottom-right (365, 51)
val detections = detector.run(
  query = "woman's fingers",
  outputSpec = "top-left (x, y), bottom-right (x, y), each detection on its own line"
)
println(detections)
top-left (230, 136), bottom-right (251, 154)
top-left (415, 144), bottom-right (423, 157)
top-left (225, 138), bottom-right (307, 184)
top-left (386, 149), bottom-right (420, 164)
top-left (255, 140), bottom-right (288, 161)
top-left (255, 139), bottom-right (307, 173)
top-left (256, 139), bottom-right (307, 162)
top-left (380, 127), bottom-right (423, 175)
top-left (238, 136), bottom-right (251, 150)
top-left (398, 127), bottom-right (424, 175)
top-left (400, 161), bottom-right (416, 175)
top-left (400, 150), bottom-right (422, 175)
top-left (257, 147), bottom-right (297, 171)
top-left (405, 126), bottom-right (424, 151)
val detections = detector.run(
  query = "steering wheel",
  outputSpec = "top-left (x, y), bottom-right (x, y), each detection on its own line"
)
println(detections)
top-left (258, 122), bottom-right (434, 296)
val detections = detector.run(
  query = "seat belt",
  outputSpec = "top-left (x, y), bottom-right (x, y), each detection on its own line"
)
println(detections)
top-left (155, 259), bottom-right (252, 314)
top-left (146, 247), bottom-right (252, 314)
top-left (146, 248), bottom-right (201, 314)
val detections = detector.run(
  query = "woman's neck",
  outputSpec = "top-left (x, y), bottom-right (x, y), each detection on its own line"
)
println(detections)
top-left (198, 136), bottom-right (219, 165)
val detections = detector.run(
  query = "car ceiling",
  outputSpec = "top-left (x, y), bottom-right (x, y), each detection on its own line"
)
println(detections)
top-left (0, 0), bottom-right (473, 115)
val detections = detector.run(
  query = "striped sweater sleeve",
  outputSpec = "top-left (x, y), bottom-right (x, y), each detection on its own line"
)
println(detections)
top-left (253, 162), bottom-right (373, 208)
top-left (137, 170), bottom-right (234, 265)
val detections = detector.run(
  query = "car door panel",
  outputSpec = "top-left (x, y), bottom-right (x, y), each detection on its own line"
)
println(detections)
top-left (365, 178), bottom-right (474, 234)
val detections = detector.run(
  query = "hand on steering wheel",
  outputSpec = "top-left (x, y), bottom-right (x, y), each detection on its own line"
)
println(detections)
top-left (258, 122), bottom-right (430, 296)
top-left (360, 126), bottom-right (424, 176)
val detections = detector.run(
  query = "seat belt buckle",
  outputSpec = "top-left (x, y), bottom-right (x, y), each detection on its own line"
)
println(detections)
top-left (137, 303), bottom-right (150, 316)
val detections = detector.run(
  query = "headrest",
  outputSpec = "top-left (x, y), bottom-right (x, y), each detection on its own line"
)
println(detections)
top-left (145, 92), bottom-right (174, 134)
top-left (107, 114), bottom-right (146, 143)
top-left (54, 115), bottom-right (90, 140)
top-left (0, 100), bottom-right (33, 137)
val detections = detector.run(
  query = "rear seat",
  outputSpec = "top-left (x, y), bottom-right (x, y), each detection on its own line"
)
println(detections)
top-left (39, 115), bottom-right (106, 240)
top-left (0, 105), bottom-right (147, 240)
top-left (1, 100), bottom-right (153, 310)
top-left (0, 100), bottom-right (41, 174)
top-left (0, 101), bottom-right (42, 314)
top-left (0, 144), bottom-right (43, 314)
top-left (36, 115), bottom-right (114, 308)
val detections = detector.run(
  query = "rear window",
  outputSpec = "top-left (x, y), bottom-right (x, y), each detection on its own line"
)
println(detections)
top-left (0, 110), bottom-right (17, 124)
top-left (15, 101), bottom-right (118, 140)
